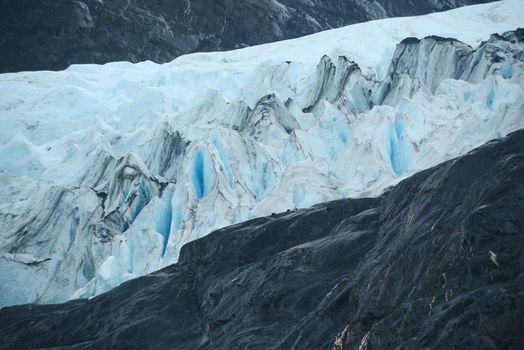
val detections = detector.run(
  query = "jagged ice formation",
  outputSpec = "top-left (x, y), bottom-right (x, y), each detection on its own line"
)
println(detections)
top-left (0, 0), bottom-right (523, 306)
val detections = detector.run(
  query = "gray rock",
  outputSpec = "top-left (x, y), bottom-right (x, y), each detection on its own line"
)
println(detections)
top-left (0, 0), bottom-right (493, 73)
top-left (0, 128), bottom-right (522, 349)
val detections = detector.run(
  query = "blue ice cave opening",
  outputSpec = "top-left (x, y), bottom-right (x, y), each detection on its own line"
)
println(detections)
top-left (131, 194), bottom-right (145, 221)
top-left (157, 204), bottom-right (184, 257)
top-left (131, 182), bottom-right (153, 221)
top-left (155, 191), bottom-right (173, 257)
top-left (388, 119), bottom-right (411, 174)
top-left (190, 148), bottom-right (215, 199)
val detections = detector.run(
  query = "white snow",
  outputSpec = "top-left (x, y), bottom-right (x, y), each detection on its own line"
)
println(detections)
top-left (0, 0), bottom-right (523, 306)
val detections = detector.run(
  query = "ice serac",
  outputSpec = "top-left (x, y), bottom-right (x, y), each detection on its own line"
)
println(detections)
top-left (0, 130), bottom-right (522, 350)
top-left (302, 55), bottom-right (364, 113)
top-left (0, 1), bottom-right (524, 306)
top-left (240, 94), bottom-right (300, 145)
top-left (375, 29), bottom-right (524, 105)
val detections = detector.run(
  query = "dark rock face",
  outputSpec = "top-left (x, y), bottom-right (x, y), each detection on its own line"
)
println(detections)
top-left (0, 0), bottom-right (493, 73)
top-left (1, 129), bottom-right (523, 349)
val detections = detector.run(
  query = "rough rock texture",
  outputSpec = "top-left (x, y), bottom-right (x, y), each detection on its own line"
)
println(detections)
top-left (0, 0), bottom-right (493, 73)
top-left (1, 129), bottom-right (523, 349)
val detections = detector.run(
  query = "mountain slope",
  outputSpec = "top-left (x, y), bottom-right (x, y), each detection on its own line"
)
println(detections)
top-left (1, 129), bottom-right (522, 350)
top-left (0, 0), bottom-right (493, 73)
top-left (0, 0), bottom-right (523, 307)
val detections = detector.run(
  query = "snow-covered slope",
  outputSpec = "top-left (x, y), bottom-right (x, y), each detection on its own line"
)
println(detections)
top-left (0, 0), bottom-right (523, 306)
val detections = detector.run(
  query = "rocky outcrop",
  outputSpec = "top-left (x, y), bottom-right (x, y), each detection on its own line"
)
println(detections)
top-left (1, 128), bottom-right (522, 350)
top-left (0, 0), bottom-right (492, 73)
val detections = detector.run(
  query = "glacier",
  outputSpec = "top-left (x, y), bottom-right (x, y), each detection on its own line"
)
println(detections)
top-left (0, 0), bottom-right (523, 306)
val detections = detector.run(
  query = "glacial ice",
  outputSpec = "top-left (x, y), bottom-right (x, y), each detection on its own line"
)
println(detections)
top-left (0, 0), bottom-right (523, 306)
top-left (190, 148), bottom-right (216, 199)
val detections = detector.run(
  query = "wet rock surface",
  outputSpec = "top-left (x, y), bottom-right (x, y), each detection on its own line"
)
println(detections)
top-left (1, 129), bottom-right (523, 349)
top-left (0, 0), bottom-right (492, 73)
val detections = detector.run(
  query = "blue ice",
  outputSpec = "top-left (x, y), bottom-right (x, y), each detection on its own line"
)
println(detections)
top-left (388, 119), bottom-right (411, 174)
top-left (155, 191), bottom-right (173, 257)
top-left (190, 148), bottom-right (215, 199)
